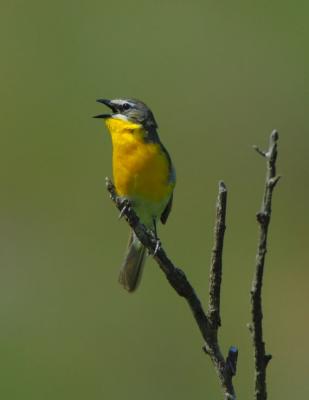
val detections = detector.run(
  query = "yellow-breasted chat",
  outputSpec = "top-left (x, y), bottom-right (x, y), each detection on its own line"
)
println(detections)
top-left (94, 98), bottom-right (176, 292)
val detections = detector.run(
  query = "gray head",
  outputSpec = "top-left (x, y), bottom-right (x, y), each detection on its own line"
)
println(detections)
top-left (94, 98), bottom-right (158, 130)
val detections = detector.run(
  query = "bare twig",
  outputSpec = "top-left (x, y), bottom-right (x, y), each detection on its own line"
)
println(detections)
top-left (106, 178), bottom-right (237, 399)
top-left (207, 181), bottom-right (227, 329)
top-left (249, 130), bottom-right (280, 400)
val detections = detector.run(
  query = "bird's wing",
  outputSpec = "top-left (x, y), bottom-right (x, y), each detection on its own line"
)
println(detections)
top-left (160, 193), bottom-right (173, 224)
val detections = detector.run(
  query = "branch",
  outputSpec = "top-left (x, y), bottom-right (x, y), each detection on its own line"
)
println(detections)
top-left (207, 181), bottom-right (227, 329)
top-left (106, 178), bottom-right (237, 399)
top-left (249, 130), bottom-right (280, 400)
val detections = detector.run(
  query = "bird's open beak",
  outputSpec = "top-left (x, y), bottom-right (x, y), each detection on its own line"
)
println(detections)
top-left (93, 99), bottom-right (117, 119)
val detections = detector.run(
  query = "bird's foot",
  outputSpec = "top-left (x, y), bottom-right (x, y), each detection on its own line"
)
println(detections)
top-left (118, 199), bottom-right (130, 219)
top-left (153, 239), bottom-right (161, 256)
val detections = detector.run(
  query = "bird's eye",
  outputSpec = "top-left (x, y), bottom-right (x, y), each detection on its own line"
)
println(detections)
top-left (122, 103), bottom-right (130, 110)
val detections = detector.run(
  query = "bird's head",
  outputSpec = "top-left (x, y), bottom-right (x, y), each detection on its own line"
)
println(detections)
top-left (94, 98), bottom-right (158, 130)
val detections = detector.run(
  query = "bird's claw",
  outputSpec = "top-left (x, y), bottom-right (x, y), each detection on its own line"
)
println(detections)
top-left (118, 200), bottom-right (131, 219)
top-left (153, 239), bottom-right (161, 256)
top-left (118, 204), bottom-right (128, 219)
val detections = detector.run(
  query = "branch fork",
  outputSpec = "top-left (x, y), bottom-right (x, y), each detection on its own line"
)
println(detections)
top-left (106, 177), bottom-right (237, 400)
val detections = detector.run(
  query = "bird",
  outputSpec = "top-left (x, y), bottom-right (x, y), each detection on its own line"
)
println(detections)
top-left (94, 98), bottom-right (176, 292)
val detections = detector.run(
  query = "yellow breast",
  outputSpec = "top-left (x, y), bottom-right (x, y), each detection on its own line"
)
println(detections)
top-left (105, 118), bottom-right (172, 202)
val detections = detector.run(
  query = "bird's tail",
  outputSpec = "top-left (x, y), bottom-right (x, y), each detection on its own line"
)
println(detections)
top-left (118, 230), bottom-right (146, 292)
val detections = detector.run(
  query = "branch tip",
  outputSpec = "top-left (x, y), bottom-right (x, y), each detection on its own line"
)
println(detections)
top-left (253, 145), bottom-right (267, 158)
top-left (219, 180), bottom-right (227, 193)
top-left (226, 346), bottom-right (238, 376)
top-left (270, 130), bottom-right (279, 142)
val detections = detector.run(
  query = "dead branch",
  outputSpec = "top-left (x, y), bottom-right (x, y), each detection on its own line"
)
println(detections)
top-left (106, 178), bottom-right (237, 399)
top-left (249, 130), bottom-right (280, 400)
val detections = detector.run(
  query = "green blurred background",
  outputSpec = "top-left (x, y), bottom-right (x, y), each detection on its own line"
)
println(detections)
top-left (1, 1), bottom-right (308, 398)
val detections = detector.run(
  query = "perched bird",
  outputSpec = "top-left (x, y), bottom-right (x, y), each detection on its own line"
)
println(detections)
top-left (94, 98), bottom-right (176, 292)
